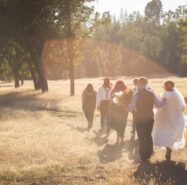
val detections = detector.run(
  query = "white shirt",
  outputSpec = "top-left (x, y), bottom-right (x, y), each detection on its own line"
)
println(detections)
top-left (96, 87), bottom-right (112, 107)
top-left (132, 86), bottom-right (138, 95)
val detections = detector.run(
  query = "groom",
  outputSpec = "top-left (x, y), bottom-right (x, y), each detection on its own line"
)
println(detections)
top-left (129, 78), bottom-right (164, 162)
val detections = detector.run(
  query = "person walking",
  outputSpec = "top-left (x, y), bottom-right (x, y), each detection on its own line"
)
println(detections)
top-left (82, 84), bottom-right (97, 131)
top-left (96, 78), bottom-right (112, 132)
top-left (152, 81), bottom-right (186, 161)
top-left (109, 80), bottom-right (132, 143)
top-left (129, 78), bottom-right (164, 162)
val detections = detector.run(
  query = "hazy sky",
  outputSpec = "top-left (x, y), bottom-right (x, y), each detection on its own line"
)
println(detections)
top-left (94, 0), bottom-right (187, 16)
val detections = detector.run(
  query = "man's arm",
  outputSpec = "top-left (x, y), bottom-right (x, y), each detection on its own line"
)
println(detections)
top-left (153, 94), bottom-right (165, 108)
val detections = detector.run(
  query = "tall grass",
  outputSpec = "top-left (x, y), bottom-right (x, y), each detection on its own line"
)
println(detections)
top-left (0, 76), bottom-right (186, 184)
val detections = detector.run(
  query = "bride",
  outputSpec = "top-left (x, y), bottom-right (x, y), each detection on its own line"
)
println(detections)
top-left (152, 80), bottom-right (186, 161)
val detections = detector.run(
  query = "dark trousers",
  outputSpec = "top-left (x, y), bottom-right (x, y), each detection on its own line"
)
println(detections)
top-left (131, 112), bottom-right (136, 135)
top-left (100, 100), bottom-right (110, 129)
top-left (135, 118), bottom-right (154, 161)
top-left (83, 109), bottom-right (94, 129)
top-left (116, 121), bottom-right (127, 138)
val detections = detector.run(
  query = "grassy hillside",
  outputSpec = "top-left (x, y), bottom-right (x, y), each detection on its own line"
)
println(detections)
top-left (0, 76), bottom-right (186, 185)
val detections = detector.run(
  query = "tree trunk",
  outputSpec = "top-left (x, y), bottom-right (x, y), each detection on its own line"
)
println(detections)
top-left (29, 60), bottom-right (41, 90)
top-left (21, 79), bottom-right (24, 85)
top-left (14, 71), bottom-right (20, 88)
top-left (37, 58), bottom-right (48, 93)
top-left (28, 50), bottom-right (48, 92)
top-left (69, 62), bottom-right (75, 96)
top-left (20, 74), bottom-right (24, 85)
top-left (68, 39), bottom-right (75, 96)
top-left (27, 43), bottom-right (48, 93)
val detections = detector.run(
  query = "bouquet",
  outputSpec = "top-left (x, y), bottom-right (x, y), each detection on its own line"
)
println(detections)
top-left (112, 90), bottom-right (133, 107)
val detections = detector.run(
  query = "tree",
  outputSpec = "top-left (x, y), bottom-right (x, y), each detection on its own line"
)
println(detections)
top-left (179, 16), bottom-right (187, 75)
top-left (159, 22), bottom-right (180, 73)
top-left (0, 0), bottom-right (96, 93)
top-left (0, 58), bottom-right (12, 82)
top-left (145, 0), bottom-right (163, 27)
top-left (57, 0), bottom-right (97, 96)
top-left (0, 0), bottom-right (58, 91)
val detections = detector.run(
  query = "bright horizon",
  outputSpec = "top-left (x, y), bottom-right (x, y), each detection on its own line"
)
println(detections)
top-left (94, 0), bottom-right (187, 17)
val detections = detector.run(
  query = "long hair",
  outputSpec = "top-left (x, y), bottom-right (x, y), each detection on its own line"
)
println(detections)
top-left (113, 80), bottom-right (127, 92)
top-left (103, 78), bottom-right (110, 88)
top-left (85, 83), bottom-right (94, 93)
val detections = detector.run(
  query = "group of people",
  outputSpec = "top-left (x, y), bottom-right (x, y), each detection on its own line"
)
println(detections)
top-left (82, 77), bottom-right (186, 162)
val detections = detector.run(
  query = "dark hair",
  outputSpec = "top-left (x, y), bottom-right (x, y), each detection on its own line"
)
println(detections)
top-left (103, 78), bottom-right (110, 88)
top-left (85, 84), bottom-right (94, 93)
top-left (164, 81), bottom-right (175, 91)
top-left (133, 79), bottom-right (138, 86)
top-left (113, 80), bottom-right (127, 92)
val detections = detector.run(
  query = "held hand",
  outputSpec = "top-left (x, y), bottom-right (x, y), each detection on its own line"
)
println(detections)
top-left (162, 98), bottom-right (167, 102)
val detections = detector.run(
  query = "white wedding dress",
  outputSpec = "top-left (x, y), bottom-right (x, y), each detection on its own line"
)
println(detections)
top-left (152, 88), bottom-right (186, 150)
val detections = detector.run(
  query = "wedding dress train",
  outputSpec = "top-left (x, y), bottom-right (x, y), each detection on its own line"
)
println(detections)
top-left (152, 88), bottom-right (186, 150)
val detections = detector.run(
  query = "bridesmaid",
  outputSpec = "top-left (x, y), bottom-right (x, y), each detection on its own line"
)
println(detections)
top-left (82, 84), bottom-right (97, 130)
top-left (110, 80), bottom-right (132, 143)
top-left (96, 78), bottom-right (112, 133)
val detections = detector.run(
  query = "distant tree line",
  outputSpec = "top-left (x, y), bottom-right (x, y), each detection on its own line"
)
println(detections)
top-left (45, 0), bottom-right (187, 80)
top-left (79, 0), bottom-right (187, 78)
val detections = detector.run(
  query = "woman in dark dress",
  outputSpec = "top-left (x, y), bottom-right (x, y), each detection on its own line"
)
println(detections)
top-left (109, 80), bottom-right (132, 143)
top-left (82, 84), bottom-right (97, 130)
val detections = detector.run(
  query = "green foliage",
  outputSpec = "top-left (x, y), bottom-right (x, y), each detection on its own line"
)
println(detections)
top-left (88, 1), bottom-right (187, 76)
top-left (0, 0), bottom-right (97, 91)
top-left (0, 58), bottom-right (12, 81)
top-left (178, 15), bottom-right (187, 75)
top-left (0, 0), bottom-right (186, 82)
top-left (145, 0), bottom-right (163, 27)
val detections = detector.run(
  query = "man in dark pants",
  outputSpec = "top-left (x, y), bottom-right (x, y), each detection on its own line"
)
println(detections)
top-left (129, 78), bottom-right (164, 162)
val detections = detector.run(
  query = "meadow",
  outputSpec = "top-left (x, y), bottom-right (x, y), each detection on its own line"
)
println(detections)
top-left (0, 76), bottom-right (187, 185)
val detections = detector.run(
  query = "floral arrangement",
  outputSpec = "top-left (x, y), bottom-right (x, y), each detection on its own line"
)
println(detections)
top-left (112, 89), bottom-right (133, 107)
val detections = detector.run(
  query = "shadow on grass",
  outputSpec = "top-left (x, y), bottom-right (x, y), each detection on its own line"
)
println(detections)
top-left (92, 129), bottom-right (109, 146)
top-left (134, 160), bottom-right (187, 185)
top-left (0, 91), bottom-right (54, 111)
top-left (98, 143), bottom-right (124, 163)
top-left (0, 91), bottom-right (80, 119)
top-left (0, 84), bottom-right (14, 88)
top-left (123, 135), bottom-right (140, 162)
top-left (98, 135), bottom-right (139, 163)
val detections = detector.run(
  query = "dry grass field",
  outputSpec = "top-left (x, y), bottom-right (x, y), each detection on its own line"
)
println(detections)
top-left (0, 76), bottom-right (187, 185)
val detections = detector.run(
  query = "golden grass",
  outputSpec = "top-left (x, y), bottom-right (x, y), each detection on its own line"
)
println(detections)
top-left (0, 76), bottom-right (186, 184)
